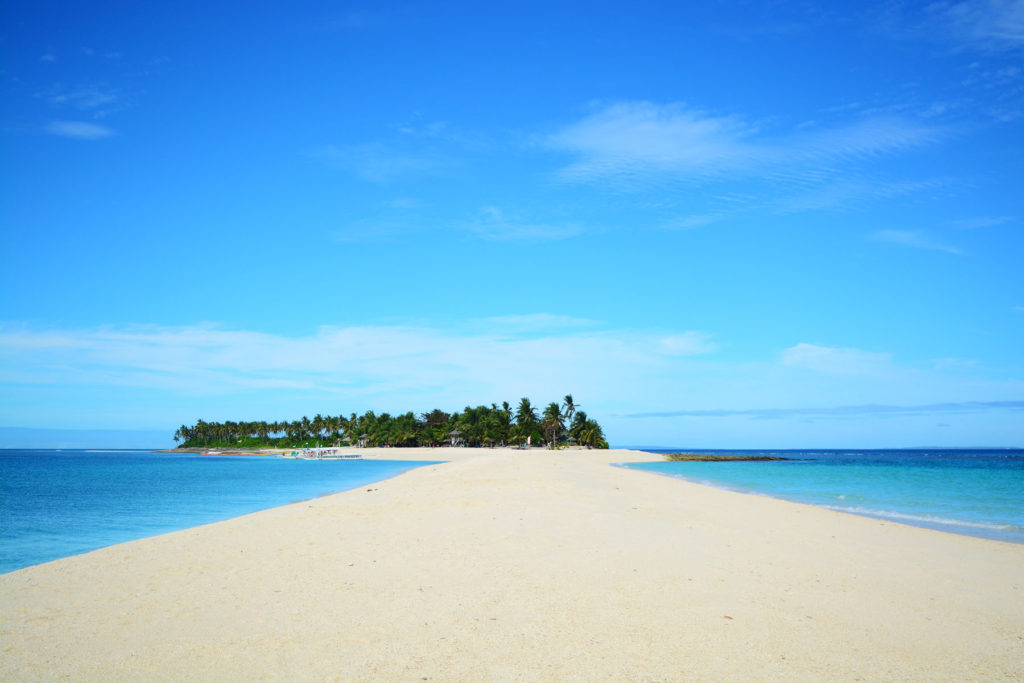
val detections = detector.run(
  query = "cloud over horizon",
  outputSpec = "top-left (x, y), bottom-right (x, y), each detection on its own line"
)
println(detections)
top-left (0, 321), bottom-right (718, 409)
top-left (624, 400), bottom-right (1024, 420)
top-left (2, 323), bottom-right (1020, 446)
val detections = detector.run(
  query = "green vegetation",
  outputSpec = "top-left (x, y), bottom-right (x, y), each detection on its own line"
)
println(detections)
top-left (173, 394), bottom-right (608, 450)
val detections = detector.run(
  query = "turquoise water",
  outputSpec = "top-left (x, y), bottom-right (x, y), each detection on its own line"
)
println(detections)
top-left (0, 449), bottom-right (441, 574)
top-left (5, 449), bottom-right (1020, 575)
top-left (625, 449), bottom-right (1024, 543)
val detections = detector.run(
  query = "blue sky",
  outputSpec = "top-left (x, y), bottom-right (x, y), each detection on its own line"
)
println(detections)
top-left (1, 0), bottom-right (1022, 448)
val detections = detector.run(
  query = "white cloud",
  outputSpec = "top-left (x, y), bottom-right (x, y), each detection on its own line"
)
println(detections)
top-left (547, 102), bottom-right (763, 183)
top-left (546, 102), bottom-right (945, 188)
top-left (3, 324), bottom-right (1022, 446)
top-left (870, 229), bottom-right (963, 255)
top-left (45, 121), bottom-right (115, 139)
top-left (656, 332), bottom-right (718, 356)
top-left (46, 85), bottom-right (119, 111)
top-left (626, 400), bottom-right (1024, 419)
top-left (781, 343), bottom-right (893, 375)
top-left (931, 0), bottom-right (1024, 52)
top-left (0, 322), bottom-right (715, 408)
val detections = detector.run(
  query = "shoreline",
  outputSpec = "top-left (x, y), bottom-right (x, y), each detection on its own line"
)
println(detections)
top-left (3, 447), bottom-right (1022, 680)
top-left (624, 464), bottom-right (1024, 546)
top-left (151, 445), bottom-right (609, 459)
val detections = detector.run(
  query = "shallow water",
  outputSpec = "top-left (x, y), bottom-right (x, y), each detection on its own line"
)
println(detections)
top-left (625, 449), bottom-right (1024, 543)
top-left (0, 449), bottom-right (440, 573)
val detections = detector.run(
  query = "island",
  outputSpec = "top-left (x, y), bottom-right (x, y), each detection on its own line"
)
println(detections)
top-left (172, 394), bottom-right (609, 450)
top-left (662, 453), bottom-right (791, 461)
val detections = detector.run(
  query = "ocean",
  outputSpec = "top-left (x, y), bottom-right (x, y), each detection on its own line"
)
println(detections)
top-left (0, 449), bottom-right (440, 574)
top-left (625, 448), bottom-right (1024, 544)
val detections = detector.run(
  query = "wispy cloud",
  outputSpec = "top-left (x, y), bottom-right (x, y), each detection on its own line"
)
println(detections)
top-left (547, 102), bottom-right (760, 183)
top-left (332, 205), bottom-right (585, 243)
top-left (781, 343), bottom-right (894, 375)
top-left (624, 400), bottom-right (1024, 420)
top-left (0, 321), bottom-right (718, 404)
top-left (875, 0), bottom-right (1024, 57)
top-left (662, 214), bottom-right (725, 230)
top-left (37, 83), bottom-right (125, 119)
top-left (464, 206), bottom-right (584, 241)
top-left (46, 84), bottom-right (119, 110)
top-left (929, 0), bottom-right (1024, 52)
top-left (3, 324), bottom-right (1021, 444)
top-left (546, 101), bottom-right (946, 187)
top-left (657, 332), bottom-right (718, 356)
top-left (774, 178), bottom-right (944, 214)
top-left (44, 120), bottom-right (115, 140)
top-left (952, 215), bottom-right (1015, 229)
top-left (311, 142), bottom-right (439, 182)
top-left (870, 229), bottom-right (963, 255)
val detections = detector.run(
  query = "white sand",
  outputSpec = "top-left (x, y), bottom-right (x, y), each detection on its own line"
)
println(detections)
top-left (2, 447), bottom-right (1022, 681)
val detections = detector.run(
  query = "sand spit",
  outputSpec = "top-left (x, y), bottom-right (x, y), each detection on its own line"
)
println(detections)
top-left (2, 448), bottom-right (1021, 681)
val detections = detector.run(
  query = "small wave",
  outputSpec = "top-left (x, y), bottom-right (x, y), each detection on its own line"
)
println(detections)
top-left (822, 505), bottom-right (1018, 531)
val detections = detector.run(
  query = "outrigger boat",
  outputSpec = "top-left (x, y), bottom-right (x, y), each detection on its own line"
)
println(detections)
top-left (288, 447), bottom-right (361, 459)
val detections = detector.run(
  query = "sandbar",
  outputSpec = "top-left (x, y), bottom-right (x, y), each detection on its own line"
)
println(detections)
top-left (2, 447), bottom-right (1021, 681)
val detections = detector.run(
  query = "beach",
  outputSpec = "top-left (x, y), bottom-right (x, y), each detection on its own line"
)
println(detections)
top-left (1, 447), bottom-right (1021, 681)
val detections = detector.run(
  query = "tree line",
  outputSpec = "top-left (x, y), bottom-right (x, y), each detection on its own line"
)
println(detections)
top-left (173, 395), bottom-right (608, 450)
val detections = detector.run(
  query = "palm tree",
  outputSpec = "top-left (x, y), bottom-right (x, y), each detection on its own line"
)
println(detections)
top-left (579, 418), bottom-right (608, 449)
top-left (173, 424), bottom-right (189, 445)
top-left (515, 397), bottom-right (539, 446)
top-left (173, 396), bottom-right (609, 451)
top-left (542, 402), bottom-right (564, 449)
top-left (343, 413), bottom-right (357, 444)
top-left (562, 395), bottom-right (577, 431)
top-left (496, 401), bottom-right (513, 446)
top-left (569, 410), bottom-right (587, 441)
top-left (419, 409), bottom-right (449, 446)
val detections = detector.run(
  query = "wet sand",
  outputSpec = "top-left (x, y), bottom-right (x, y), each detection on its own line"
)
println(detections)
top-left (2, 447), bottom-right (1021, 681)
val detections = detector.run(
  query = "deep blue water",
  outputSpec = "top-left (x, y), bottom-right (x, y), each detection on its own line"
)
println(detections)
top-left (625, 449), bottom-right (1024, 543)
top-left (0, 449), bottom-right (440, 574)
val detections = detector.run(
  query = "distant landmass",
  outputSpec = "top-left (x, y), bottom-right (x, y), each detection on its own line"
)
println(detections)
top-left (173, 395), bottom-right (607, 450)
top-left (661, 453), bottom-right (790, 462)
